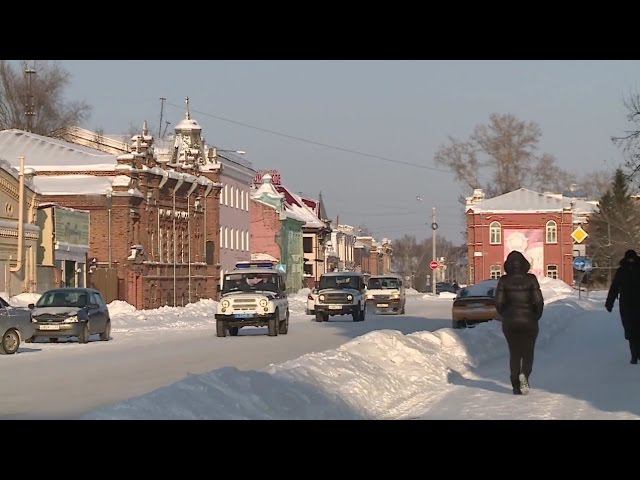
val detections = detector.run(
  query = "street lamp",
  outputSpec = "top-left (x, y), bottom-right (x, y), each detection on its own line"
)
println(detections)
top-left (417, 195), bottom-right (438, 296)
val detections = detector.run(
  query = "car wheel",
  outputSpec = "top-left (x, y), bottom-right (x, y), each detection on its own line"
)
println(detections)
top-left (451, 320), bottom-right (466, 329)
top-left (315, 312), bottom-right (325, 322)
top-left (78, 323), bottom-right (90, 344)
top-left (268, 310), bottom-right (279, 336)
top-left (49, 337), bottom-right (58, 343)
top-left (99, 321), bottom-right (111, 341)
top-left (400, 304), bottom-right (406, 314)
top-left (279, 309), bottom-right (289, 334)
top-left (0, 329), bottom-right (20, 355)
top-left (360, 305), bottom-right (366, 322)
top-left (229, 326), bottom-right (239, 336)
top-left (25, 336), bottom-right (34, 343)
top-left (352, 304), bottom-right (360, 322)
top-left (216, 320), bottom-right (227, 337)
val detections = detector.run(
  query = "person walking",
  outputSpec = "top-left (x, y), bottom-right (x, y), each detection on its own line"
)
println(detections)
top-left (605, 249), bottom-right (640, 364)
top-left (495, 251), bottom-right (545, 395)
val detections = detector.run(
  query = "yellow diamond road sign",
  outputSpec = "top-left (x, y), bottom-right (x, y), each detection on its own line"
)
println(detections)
top-left (571, 226), bottom-right (588, 244)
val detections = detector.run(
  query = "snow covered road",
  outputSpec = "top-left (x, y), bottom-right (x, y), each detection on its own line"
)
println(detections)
top-left (0, 292), bottom-right (453, 419)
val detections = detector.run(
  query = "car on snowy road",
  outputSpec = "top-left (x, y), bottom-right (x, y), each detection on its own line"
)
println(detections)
top-left (0, 297), bottom-right (34, 354)
top-left (29, 288), bottom-right (111, 343)
top-left (365, 275), bottom-right (406, 314)
top-left (314, 271), bottom-right (367, 322)
top-left (451, 279), bottom-right (499, 329)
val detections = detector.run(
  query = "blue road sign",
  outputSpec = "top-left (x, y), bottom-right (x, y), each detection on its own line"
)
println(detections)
top-left (573, 257), bottom-right (593, 272)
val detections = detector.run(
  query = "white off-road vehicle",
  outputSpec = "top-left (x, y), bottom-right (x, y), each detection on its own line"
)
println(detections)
top-left (314, 272), bottom-right (367, 322)
top-left (365, 275), bottom-right (406, 314)
top-left (215, 262), bottom-right (289, 337)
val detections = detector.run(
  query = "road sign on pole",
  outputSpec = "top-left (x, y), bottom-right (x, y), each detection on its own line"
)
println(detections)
top-left (429, 260), bottom-right (439, 270)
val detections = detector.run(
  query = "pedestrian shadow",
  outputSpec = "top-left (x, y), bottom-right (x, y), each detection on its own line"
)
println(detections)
top-left (447, 369), bottom-right (512, 395)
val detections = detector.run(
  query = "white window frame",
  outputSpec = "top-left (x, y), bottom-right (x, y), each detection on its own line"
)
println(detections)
top-left (246, 231), bottom-right (250, 251)
top-left (489, 221), bottom-right (502, 245)
top-left (224, 185), bottom-right (228, 206)
top-left (220, 184), bottom-right (224, 204)
top-left (546, 220), bottom-right (558, 244)
top-left (490, 265), bottom-right (502, 279)
top-left (224, 227), bottom-right (228, 249)
top-left (236, 188), bottom-right (240, 209)
top-left (546, 264), bottom-right (558, 279)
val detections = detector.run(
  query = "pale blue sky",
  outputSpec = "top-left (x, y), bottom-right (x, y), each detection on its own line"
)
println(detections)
top-left (58, 60), bottom-right (640, 243)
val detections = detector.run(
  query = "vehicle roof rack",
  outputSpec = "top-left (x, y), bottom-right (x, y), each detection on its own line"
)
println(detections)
top-left (235, 261), bottom-right (277, 269)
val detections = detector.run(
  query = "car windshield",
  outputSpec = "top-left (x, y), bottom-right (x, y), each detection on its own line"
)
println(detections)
top-left (0, 297), bottom-right (9, 308)
top-left (223, 273), bottom-right (279, 294)
top-left (319, 275), bottom-right (360, 290)
top-left (457, 281), bottom-right (498, 298)
top-left (36, 290), bottom-right (88, 308)
top-left (368, 277), bottom-right (400, 289)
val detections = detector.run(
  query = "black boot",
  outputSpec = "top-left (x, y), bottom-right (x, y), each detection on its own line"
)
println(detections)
top-left (511, 377), bottom-right (522, 395)
top-left (630, 340), bottom-right (638, 364)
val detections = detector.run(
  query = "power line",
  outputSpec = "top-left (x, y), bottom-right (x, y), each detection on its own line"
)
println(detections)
top-left (165, 101), bottom-right (451, 173)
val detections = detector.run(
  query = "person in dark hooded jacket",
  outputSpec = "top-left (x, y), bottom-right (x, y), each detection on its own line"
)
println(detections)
top-left (605, 249), bottom-right (640, 364)
top-left (495, 251), bottom-right (545, 395)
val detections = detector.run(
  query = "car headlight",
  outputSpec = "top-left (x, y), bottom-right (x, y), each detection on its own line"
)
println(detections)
top-left (221, 300), bottom-right (230, 308)
top-left (347, 294), bottom-right (353, 301)
top-left (319, 295), bottom-right (325, 302)
top-left (259, 299), bottom-right (268, 307)
top-left (391, 293), bottom-right (400, 299)
top-left (64, 315), bottom-right (79, 323)
top-left (366, 293), bottom-right (373, 299)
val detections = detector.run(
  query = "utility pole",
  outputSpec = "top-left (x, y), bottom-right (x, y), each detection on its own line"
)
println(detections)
top-left (24, 62), bottom-right (36, 132)
top-left (432, 206), bottom-right (437, 296)
top-left (158, 97), bottom-right (166, 139)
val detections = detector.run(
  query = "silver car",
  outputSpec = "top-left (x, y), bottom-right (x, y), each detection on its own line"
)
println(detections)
top-left (0, 297), bottom-right (34, 355)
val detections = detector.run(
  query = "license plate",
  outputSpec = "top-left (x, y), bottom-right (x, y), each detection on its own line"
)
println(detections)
top-left (40, 324), bottom-right (60, 330)
top-left (377, 303), bottom-right (389, 308)
top-left (329, 305), bottom-right (343, 310)
top-left (234, 313), bottom-right (254, 319)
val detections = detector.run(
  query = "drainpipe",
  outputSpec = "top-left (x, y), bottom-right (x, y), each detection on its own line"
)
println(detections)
top-left (173, 173), bottom-right (185, 306)
top-left (106, 189), bottom-right (112, 268)
top-left (202, 181), bottom-right (214, 257)
top-left (11, 156), bottom-right (25, 274)
top-left (186, 180), bottom-right (198, 303)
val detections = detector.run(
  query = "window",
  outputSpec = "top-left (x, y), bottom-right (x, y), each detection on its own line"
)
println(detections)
top-left (489, 222), bottom-right (502, 244)
top-left (490, 265), bottom-right (502, 279)
top-left (224, 185), bottom-right (228, 206)
top-left (220, 184), bottom-right (224, 204)
top-left (303, 237), bottom-right (313, 253)
top-left (219, 227), bottom-right (223, 249)
top-left (241, 230), bottom-right (245, 251)
top-left (230, 187), bottom-right (235, 208)
top-left (224, 227), bottom-right (228, 249)
top-left (246, 193), bottom-right (250, 211)
top-left (236, 188), bottom-right (239, 209)
top-left (206, 241), bottom-right (215, 265)
top-left (246, 231), bottom-right (250, 251)
top-left (236, 229), bottom-right (239, 250)
top-left (230, 228), bottom-right (235, 250)
top-left (304, 263), bottom-right (313, 275)
top-left (546, 265), bottom-right (558, 279)
top-left (546, 220), bottom-right (557, 244)
top-left (240, 191), bottom-right (244, 211)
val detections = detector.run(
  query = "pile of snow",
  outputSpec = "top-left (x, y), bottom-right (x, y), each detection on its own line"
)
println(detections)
top-left (109, 298), bottom-right (218, 333)
top-left (8, 292), bottom-right (41, 307)
top-left (288, 288), bottom-right (311, 316)
top-left (405, 288), bottom-right (422, 296)
top-left (539, 277), bottom-right (573, 303)
top-left (85, 291), bottom-right (581, 420)
top-left (438, 292), bottom-right (457, 299)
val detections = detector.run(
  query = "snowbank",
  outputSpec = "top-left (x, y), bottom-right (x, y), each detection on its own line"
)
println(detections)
top-left (438, 292), bottom-right (457, 299)
top-left (288, 288), bottom-right (311, 316)
top-left (8, 292), bottom-right (41, 307)
top-left (109, 298), bottom-right (218, 333)
top-left (85, 292), bottom-right (582, 420)
top-left (405, 288), bottom-right (421, 296)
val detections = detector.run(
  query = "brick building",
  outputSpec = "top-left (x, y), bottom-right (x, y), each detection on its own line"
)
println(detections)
top-left (0, 104), bottom-right (223, 308)
top-left (465, 188), bottom-right (597, 285)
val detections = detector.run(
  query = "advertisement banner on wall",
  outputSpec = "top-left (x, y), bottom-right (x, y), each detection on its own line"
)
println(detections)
top-left (503, 229), bottom-right (544, 278)
top-left (55, 207), bottom-right (90, 246)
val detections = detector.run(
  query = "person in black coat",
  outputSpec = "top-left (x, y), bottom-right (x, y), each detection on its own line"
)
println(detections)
top-left (495, 250), bottom-right (545, 395)
top-left (605, 249), bottom-right (640, 364)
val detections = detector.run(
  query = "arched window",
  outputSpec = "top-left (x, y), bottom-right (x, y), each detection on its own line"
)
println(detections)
top-left (241, 229), bottom-right (245, 251)
top-left (246, 231), bottom-right (250, 251)
top-left (230, 187), bottom-right (235, 208)
top-left (546, 220), bottom-right (557, 243)
top-left (236, 229), bottom-right (239, 250)
top-left (489, 221), bottom-right (502, 244)
top-left (224, 227), bottom-right (228, 249)
top-left (224, 185), bottom-right (228, 206)
top-left (236, 188), bottom-right (240, 209)
top-left (219, 226), bottom-right (223, 249)
top-left (220, 184), bottom-right (224, 204)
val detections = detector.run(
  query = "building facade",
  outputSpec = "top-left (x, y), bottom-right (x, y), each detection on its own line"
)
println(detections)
top-left (466, 188), bottom-right (580, 285)
top-left (218, 151), bottom-right (256, 282)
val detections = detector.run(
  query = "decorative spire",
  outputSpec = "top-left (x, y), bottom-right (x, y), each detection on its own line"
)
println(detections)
top-left (185, 97), bottom-right (191, 120)
top-left (142, 120), bottom-right (148, 136)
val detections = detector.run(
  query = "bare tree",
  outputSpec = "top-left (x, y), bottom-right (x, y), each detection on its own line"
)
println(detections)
top-left (0, 60), bottom-right (91, 135)
top-left (434, 113), bottom-right (575, 198)
top-left (612, 91), bottom-right (640, 178)
top-left (577, 169), bottom-right (615, 199)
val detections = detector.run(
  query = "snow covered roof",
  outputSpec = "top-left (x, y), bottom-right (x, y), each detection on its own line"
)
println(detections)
top-left (0, 129), bottom-right (118, 168)
top-left (468, 188), bottom-right (570, 213)
top-left (33, 175), bottom-right (114, 195)
top-left (275, 185), bottom-right (325, 229)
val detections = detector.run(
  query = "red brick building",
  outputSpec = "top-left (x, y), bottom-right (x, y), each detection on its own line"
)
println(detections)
top-left (0, 105), bottom-right (223, 309)
top-left (466, 188), bottom-right (579, 285)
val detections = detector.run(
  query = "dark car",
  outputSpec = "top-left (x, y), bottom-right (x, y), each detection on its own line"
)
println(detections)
top-left (436, 282), bottom-right (459, 294)
top-left (30, 288), bottom-right (111, 343)
top-left (0, 296), bottom-right (34, 354)
top-left (451, 279), bottom-right (499, 329)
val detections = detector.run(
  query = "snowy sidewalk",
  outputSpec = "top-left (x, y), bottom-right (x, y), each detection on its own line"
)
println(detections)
top-left (418, 296), bottom-right (640, 419)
